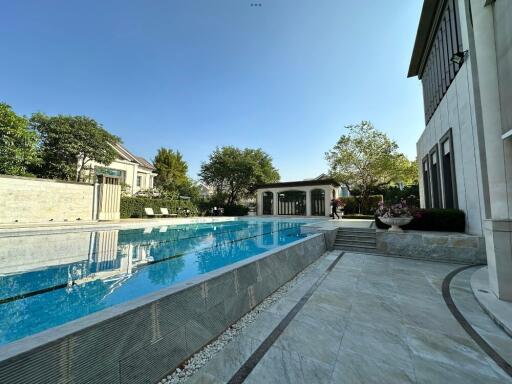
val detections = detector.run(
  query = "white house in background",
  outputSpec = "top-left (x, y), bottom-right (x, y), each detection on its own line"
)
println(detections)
top-left (81, 143), bottom-right (157, 195)
top-left (197, 181), bottom-right (214, 199)
top-left (409, 0), bottom-right (512, 301)
top-left (313, 174), bottom-right (350, 197)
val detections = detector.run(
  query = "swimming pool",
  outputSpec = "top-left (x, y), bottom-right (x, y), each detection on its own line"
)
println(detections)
top-left (0, 218), bottom-right (319, 346)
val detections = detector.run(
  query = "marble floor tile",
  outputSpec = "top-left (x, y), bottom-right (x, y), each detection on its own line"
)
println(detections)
top-left (332, 348), bottom-right (416, 384)
top-left (182, 252), bottom-right (512, 384)
top-left (340, 322), bottom-right (413, 372)
top-left (190, 334), bottom-right (261, 382)
top-left (244, 345), bottom-right (334, 384)
top-left (275, 317), bottom-right (343, 366)
top-left (413, 356), bottom-right (512, 384)
top-left (404, 324), bottom-right (505, 379)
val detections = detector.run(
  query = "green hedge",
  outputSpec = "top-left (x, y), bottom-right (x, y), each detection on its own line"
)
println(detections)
top-left (120, 196), bottom-right (198, 218)
top-left (197, 201), bottom-right (249, 216)
top-left (339, 195), bottom-right (384, 215)
top-left (375, 208), bottom-right (465, 232)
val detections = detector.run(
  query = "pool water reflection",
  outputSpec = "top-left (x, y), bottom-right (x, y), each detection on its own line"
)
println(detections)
top-left (0, 219), bottom-right (315, 346)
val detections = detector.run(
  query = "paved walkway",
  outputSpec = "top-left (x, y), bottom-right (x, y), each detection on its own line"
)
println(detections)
top-left (185, 251), bottom-right (512, 384)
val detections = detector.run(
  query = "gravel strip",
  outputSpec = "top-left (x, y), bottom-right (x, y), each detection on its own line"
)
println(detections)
top-left (158, 252), bottom-right (330, 384)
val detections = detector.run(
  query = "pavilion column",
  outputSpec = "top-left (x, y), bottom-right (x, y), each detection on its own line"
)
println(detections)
top-left (256, 191), bottom-right (263, 216)
top-left (306, 190), bottom-right (312, 216)
top-left (324, 188), bottom-right (331, 217)
top-left (273, 191), bottom-right (279, 216)
top-left (471, 0), bottom-right (512, 301)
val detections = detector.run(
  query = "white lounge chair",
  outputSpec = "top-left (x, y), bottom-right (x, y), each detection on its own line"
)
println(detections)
top-left (160, 208), bottom-right (177, 218)
top-left (144, 207), bottom-right (162, 218)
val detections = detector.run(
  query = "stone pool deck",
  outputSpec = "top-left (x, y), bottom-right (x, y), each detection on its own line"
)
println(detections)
top-left (183, 251), bottom-right (512, 384)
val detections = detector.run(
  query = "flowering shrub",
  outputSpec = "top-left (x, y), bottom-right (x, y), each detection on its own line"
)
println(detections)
top-left (375, 199), bottom-right (412, 218)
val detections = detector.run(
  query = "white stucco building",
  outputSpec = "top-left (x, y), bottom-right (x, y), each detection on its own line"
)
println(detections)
top-left (197, 181), bottom-right (215, 200)
top-left (81, 143), bottom-right (157, 196)
top-left (410, 0), bottom-right (512, 301)
top-left (254, 179), bottom-right (340, 217)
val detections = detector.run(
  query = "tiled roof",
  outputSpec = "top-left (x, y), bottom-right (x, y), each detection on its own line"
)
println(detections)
top-left (111, 143), bottom-right (156, 171)
top-left (255, 179), bottom-right (340, 189)
top-left (135, 156), bottom-right (156, 170)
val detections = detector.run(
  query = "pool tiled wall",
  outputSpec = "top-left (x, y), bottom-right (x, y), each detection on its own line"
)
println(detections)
top-left (0, 233), bottom-right (327, 384)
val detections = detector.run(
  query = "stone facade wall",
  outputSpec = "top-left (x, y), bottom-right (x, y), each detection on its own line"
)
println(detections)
top-left (0, 233), bottom-right (327, 384)
top-left (376, 230), bottom-right (486, 264)
top-left (0, 175), bottom-right (95, 224)
top-left (416, 0), bottom-right (487, 236)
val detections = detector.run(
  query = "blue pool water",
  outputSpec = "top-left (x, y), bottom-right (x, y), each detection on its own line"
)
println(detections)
top-left (0, 219), bottom-right (318, 346)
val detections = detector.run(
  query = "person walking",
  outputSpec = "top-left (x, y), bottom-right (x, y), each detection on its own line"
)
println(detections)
top-left (331, 199), bottom-right (340, 219)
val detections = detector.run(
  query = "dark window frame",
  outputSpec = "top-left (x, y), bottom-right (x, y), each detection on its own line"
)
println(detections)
top-left (429, 144), bottom-right (443, 208)
top-left (262, 191), bottom-right (274, 215)
top-left (310, 189), bottom-right (326, 216)
top-left (439, 129), bottom-right (458, 209)
top-left (278, 190), bottom-right (306, 216)
top-left (422, 155), bottom-right (431, 209)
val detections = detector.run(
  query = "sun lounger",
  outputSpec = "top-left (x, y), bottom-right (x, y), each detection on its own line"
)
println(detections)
top-left (144, 207), bottom-right (162, 218)
top-left (160, 208), bottom-right (178, 217)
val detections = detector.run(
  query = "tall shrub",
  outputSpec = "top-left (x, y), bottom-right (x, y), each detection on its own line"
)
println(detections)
top-left (0, 103), bottom-right (39, 175)
top-left (120, 197), bottom-right (198, 218)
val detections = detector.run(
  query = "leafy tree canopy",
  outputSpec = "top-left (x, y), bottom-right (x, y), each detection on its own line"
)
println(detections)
top-left (154, 148), bottom-right (188, 189)
top-left (199, 146), bottom-right (280, 205)
top-left (29, 113), bottom-right (120, 181)
top-left (153, 148), bottom-right (200, 200)
top-left (0, 103), bottom-right (39, 176)
top-left (325, 121), bottom-right (417, 207)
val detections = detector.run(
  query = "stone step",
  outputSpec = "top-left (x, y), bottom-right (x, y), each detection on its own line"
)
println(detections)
top-left (335, 233), bottom-right (376, 240)
top-left (338, 228), bottom-right (376, 235)
top-left (333, 243), bottom-right (377, 252)
top-left (334, 239), bottom-right (376, 247)
top-left (335, 236), bottom-right (376, 245)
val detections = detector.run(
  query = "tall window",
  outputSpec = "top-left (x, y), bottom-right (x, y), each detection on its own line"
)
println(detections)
top-left (423, 157), bottom-right (431, 208)
top-left (430, 147), bottom-right (442, 208)
top-left (420, 0), bottom-right (463, 123)
top-left (278, 191), bottom-right (306, 215)
top-left (262, 192), bottom-right (273, 215)
top-left (311, 189), bottom-right (325, 216)
top-left (137, 175), bottom-right (142, 187)
top-left (441, 130), bottom-right (457, 208)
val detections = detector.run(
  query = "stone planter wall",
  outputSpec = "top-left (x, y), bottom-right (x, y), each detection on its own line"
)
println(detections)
top-left (376, 230), bottom-right (486, 264)
top-left (300, 222), bottom-right (339, 250)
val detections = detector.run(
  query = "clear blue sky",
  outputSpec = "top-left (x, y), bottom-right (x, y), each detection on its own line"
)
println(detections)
top-left (1, 0), bottom-right (424, 181)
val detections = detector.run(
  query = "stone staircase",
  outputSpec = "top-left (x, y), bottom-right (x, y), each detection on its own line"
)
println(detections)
top-left (334, 227), bottom-right (377, 252)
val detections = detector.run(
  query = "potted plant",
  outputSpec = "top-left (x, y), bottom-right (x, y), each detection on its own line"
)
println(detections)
top-left (376, 199), bottom-right (413, 232)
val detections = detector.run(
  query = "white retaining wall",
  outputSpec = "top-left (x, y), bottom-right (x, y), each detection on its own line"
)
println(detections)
top-left (0, 175), bottom-right (95, 224)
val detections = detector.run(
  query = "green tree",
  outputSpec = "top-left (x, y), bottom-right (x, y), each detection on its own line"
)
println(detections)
top-left (154, 148), bottom-right (188, 189)
top-left (199, 146), bottom-right (280, 205)
top-left (0, 103), bottom-right (39, 175)
top-left (29, 113), bottom-right (121, 181)
top-left (325, 121), bottom-right (416, 209)
top-left (153, 148), bottom-right (200, 200)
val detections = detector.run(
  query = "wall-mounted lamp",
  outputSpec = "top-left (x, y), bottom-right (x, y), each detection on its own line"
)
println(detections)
top-left (450, 50), bottom-right (468, 65)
